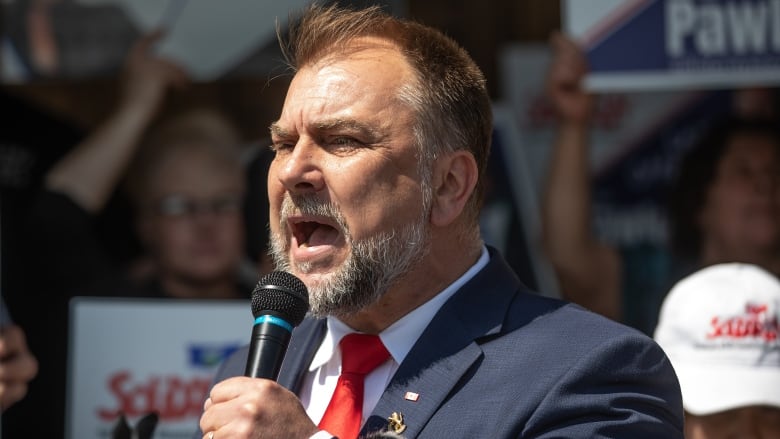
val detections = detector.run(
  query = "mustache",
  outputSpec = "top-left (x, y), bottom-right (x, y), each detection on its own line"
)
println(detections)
top-left (280, 193), bottom-right (350, 235)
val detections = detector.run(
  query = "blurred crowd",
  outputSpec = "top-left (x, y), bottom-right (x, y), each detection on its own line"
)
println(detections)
top-left (1, 20), bottom-right (779, 438)
top-left (1, 32), bottom-right (274, 436)
top-left (542, 33), bottom-right (780, 436)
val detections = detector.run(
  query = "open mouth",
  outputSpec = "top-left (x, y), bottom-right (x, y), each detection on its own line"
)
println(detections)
top-left (290, 218), bottom-right (342, 248)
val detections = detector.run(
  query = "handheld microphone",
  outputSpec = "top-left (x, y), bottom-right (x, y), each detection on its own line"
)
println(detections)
top-left (245, 271), bottom-right (309, 379)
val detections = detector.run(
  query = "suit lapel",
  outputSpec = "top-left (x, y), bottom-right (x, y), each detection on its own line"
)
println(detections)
top-left (365, 327), bottom-right (483, 437)
top-left (364, 250), bottom-right (522, 437)
top-left (277, 317), bottom-right (327, 393)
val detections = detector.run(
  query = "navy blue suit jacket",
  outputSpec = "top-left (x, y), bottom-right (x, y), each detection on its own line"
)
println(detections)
top-left (206, 250), bottom-right (683, 438)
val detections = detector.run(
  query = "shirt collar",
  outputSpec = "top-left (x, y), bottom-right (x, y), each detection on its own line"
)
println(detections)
top-left (308, 246), bottom-right (489, 371)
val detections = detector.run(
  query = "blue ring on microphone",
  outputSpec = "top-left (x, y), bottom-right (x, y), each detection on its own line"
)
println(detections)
top-left (254, 315), bottom-right (294, 332)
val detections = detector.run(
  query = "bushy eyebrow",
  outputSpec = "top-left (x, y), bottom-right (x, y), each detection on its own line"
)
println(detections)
top-left (269, 122), bottom-right (289, 139)
top-left (314, 119), bottom-right (380, 138)
top-left (269, 118), bottom-right (382, 140)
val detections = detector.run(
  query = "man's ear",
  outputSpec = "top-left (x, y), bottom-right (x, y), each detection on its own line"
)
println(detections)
top-left (430, 150), bottom-right (478, 227)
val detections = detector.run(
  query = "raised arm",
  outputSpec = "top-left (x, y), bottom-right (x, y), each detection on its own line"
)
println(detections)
top-left (44, 31), bottom-right (188, 213)
top-left (541, 32), bottom-right (622, 320)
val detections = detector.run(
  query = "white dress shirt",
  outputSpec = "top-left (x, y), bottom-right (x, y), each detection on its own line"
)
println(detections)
top-left (302, 246), bottom-right (489, 432)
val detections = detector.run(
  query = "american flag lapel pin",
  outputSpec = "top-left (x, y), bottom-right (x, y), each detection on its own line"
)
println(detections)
top-left (403, 391), bottom-right (419, 401)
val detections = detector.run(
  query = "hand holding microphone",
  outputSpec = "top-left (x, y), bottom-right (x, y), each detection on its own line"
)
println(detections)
top-left (200, 271), bottom-right (319, 439)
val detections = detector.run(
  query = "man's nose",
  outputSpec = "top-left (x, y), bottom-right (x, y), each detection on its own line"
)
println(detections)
top-left (274, 140), bottom-right (326, 194)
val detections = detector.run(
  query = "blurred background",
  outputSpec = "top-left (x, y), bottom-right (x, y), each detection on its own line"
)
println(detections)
top-left (4, 0), bottom-right (779, 301)
top-left (2, 0), bottom-right (779, 437)
top-left (1, 0), bottom-right (563, 306)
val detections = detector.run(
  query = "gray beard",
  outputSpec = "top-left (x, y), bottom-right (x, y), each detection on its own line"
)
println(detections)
top-left (269, 193), bottom-right (429, 318)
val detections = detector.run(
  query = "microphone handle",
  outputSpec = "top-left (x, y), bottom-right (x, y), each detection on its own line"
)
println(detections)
top-left (244, 314), bottom-right (294, 379)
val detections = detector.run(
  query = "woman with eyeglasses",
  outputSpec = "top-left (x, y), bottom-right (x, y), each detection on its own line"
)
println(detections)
top-left (6, 33), bottom-right (257, 437)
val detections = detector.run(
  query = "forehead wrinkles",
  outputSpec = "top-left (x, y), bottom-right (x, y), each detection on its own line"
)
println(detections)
top-left (275, 65), bottom-right (359, 135)
top-left (277, 53), bottom-right (411, 138)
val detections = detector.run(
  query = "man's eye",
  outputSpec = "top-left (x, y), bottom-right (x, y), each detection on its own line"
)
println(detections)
top-left (330, 137), bottom-right (363, 148)
top-left (270, 141), bottom-right (295, 152)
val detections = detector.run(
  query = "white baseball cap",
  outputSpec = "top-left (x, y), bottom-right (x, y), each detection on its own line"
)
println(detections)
top-left (654, 263), bottom-right (780, 415)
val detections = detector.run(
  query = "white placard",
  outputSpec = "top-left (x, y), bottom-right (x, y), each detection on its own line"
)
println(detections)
top-left (67, 297), bottom-right (251, 439)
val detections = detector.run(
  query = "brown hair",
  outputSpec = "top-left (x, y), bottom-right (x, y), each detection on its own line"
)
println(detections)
top-left (668, 116), bottom-right (780, 261)
top-left (124, 107), bottom-right (244, 208)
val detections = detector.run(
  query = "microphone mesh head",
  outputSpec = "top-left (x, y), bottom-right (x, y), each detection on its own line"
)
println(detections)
top-left (251, 271), bottom-right (309, 326)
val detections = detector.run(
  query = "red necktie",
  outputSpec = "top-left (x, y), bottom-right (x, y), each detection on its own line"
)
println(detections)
top-left (318, 333), bottom-right (390, 439)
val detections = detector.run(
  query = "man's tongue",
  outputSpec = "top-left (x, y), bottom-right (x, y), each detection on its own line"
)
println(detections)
top-left (302, 223), bottom-right (340, 247)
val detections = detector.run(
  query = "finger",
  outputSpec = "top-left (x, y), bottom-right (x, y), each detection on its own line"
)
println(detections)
top-left (547, 47), bottom-right (588, 89)
top-left (0, 325), bottom-right (23, 351)
top-left (550, 31), bottom-right (582, 54)
top-left (199, 400), bottom-right (220, 436)
top-left (209, 376), bottom-right (270, 403)
top-left (157, 59), bottom-right (191, 88)
top-left (13, 351), bottom-right (38, 382)
top-left (0, 326), bottom-right (26, 360)
top-left (0, 356), bottom-right (38, 383)
top-left (0, 381), bottom-right (28, 410)
top-left (0, 331), bottom-right (37, 383)
top-left (200, 391), bottom-right (240, 434)
top-left (135, 29), bottom-right (166, 53)
top-left (549, 30), bottom-right (565, 48)
top-left (125, 30), bottom-right (169, 72)
top-left (549, 32), bottom-right (586, 67)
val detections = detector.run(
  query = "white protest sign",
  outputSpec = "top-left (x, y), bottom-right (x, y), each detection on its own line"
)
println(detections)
top-left (67, 297), bottom-right (250, 439)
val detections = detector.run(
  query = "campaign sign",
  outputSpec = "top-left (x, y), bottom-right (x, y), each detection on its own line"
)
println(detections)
top-left (565, 0), bottom-right (780, 90)
top-left (67, 298), bottom-right (251, 439)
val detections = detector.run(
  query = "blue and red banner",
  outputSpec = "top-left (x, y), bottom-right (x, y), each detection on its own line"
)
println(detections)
top-left (565, 0), bottom-right (780, 90)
